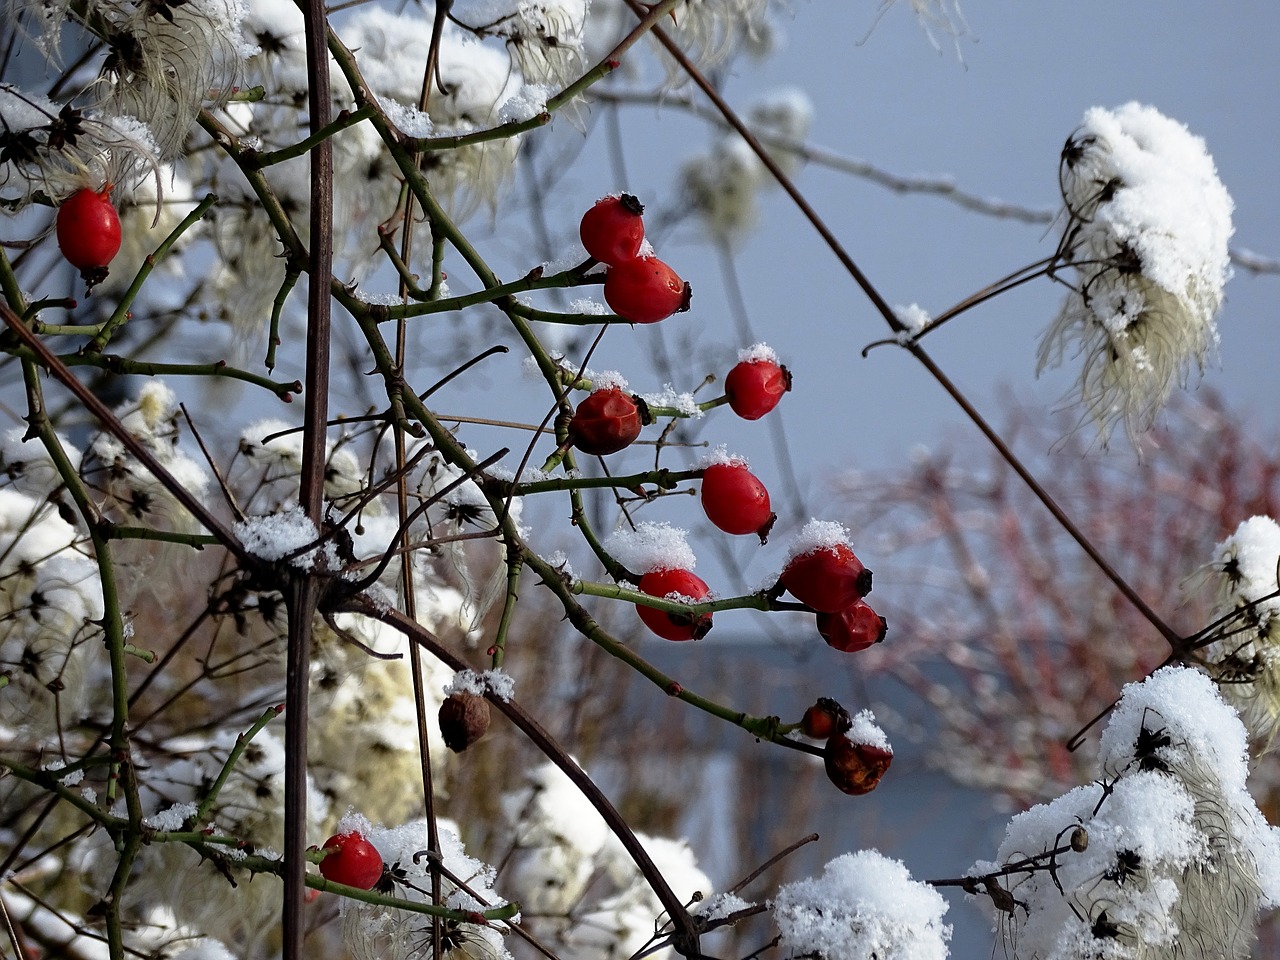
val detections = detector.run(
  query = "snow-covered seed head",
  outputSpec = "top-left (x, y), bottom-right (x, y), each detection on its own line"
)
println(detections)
top-left (1038, 103), bottom-right (1233, 447)
top-left (973, 668), bottom-right (1280, 960)
top-left (1196, 516), bottom-right (1280, 745)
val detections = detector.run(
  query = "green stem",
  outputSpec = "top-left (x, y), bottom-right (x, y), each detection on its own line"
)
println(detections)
top-left (194, 705), bottom-right (286, 825)
top-left (0, 756), bottom-right (124, 826)
top-left (0, 248), bottom-right (29, 314)
top-left (41, 353), bottom-right (301, 399)
top-left (490, 554), bottom-right (522, 669)
top-left (100, 523), bottom-right (220, 548)
top-left (571, 579), bottom-right (783, 616)
top-left (513, 468), bottom-right (699, 495)
top-left (249, 105), bottom-right (377, 168)
top-left (267, 262), bottom-right (303, 372)
top-left (89, 193), bottom-right (218, 352)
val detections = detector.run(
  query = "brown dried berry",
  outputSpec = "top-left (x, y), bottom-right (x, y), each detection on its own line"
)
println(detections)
top-left (823, 734), bottom-right (892, 796)
top-left (439, 692), bottom-right (491, 752)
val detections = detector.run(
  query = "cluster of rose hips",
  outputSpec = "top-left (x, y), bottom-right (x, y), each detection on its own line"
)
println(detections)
top-left (580, 194), bottom-right (692, 325)
top-left (570, 193), bottom-right (889, 659)
top-left (56, 185), bottom-right (122, 289)
top-left (779, 532), bottom-right (886, 654)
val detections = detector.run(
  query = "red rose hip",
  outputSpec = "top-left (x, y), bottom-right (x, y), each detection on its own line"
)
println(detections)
top-left (580, 194), bottom-right (646, 266)
top-left (57, 186), bottom-right (122, 281)
top-left (725, 358), bottom-right (790, 420)
top-left (816, 599), bottom-right (887, 652)
top-left (636, 567), bottom-right (712, 641)
top-left (700, 460), bottom-right (775, 541)
top-left (568, 388), bottom-right (647, 455)
top-left (318, 831), bottom-right (384, 889)
top-left (800, 697), bottom-right (852, 739)
top-left (780, 542), bottom-right (872, 613)
top-left (604, 255), bottom-right (691, 324)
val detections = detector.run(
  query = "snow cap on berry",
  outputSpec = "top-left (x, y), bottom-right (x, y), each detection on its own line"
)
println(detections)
top-left (737, 341), bottom-right (779, 364)
top-left (786, 519), bottom-right (853, 562)
top-left (590, 370), bottom-right (630, 393)
top-left (697, 445), bottom-right (749, 469)
top-left (604, 521), bottom-right (696, 574)
top-left (846, 709), bottom-right (892, 755)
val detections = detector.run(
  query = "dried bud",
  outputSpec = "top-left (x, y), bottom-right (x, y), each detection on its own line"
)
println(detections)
top-left (823, 734), bottom-right (892, 796)
top-left (800, 697), bottom-right (852, 740)
top-left (439, 692), bottom-right (491, 752)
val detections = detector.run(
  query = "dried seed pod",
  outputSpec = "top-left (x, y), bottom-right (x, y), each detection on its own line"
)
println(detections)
top-left (439, 692), bottom-right (491, 752)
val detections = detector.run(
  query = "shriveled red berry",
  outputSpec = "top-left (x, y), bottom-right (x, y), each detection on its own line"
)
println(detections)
top-left (800, 697), bottom-right (852, 739)
top-left (57, 186), bottom-right (122, 283)
top-left (725, 359), bottom-right (791, 420)
top-left (318, 831), bottom-right (384, 889)
top-left (780, 542), bottom-right (872, 613)
top-left (636, 568), bottom-right (712, 641)
top-left (816, 599), bottom-right (887, 653)
top-left (580, 194), bottom-right (645, 266)
top-left (568, 388), bottom-right (647, 455)
top-left (824, 734), bottom-right (893, 796)
top-left (604, 256), bottom-right (691, 324)
top-left (700, 461), bottom-right (775, 541)
top-left (439, 691), bottom-right (491, 751)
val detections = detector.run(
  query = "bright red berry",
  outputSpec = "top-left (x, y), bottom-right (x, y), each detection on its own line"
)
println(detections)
top-left (816, 599), bottom-right (887, 653)
top-left (700, 461), bottom-right (775, 541)
top-left (800, 697), bottom-right (852, 739)
top-left (568, 387), bottom-right (648, 455)
top-left (780, 542), bottom-right (872, 613)
top-left (57, 186), bottom-right (122, 282)
top-left (823, 735), bottom-right (893, 796)
top-left (725, 359), bottom-right (791, 420)
top-left (636, 568), bottom-right (713, 641)
top-left (318, 831), bottom-right (384, 889)
top-left (604, 256), bottom-right (691, 324)
top-left (580, 194), bottom-right (645, 266)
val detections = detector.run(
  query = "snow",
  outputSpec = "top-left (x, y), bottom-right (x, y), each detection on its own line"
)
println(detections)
top-left (694, 892), bottom-right (755, 923)
top-left (603, 522), bottom-right (697, 574)
top-left (736, 342), bottom-right (779, 364)
top-left (590, 370), bottom-right (630, 393)
top-left (445, 668), bottom-right (516, 701)
top-left (698, 446), bottom-right (748, 469)
top-left (568, 298), bottom-right (610, 315)
top-left (638, 385), bottom-right (702, 417)
top-left (773, 850), bottom-right (951, 960)
top-left (785, 519), bottom-right (853, 562)
top-left (234, 506), bottom-right (319, 564)
top-left (845, 710), bottom-right (892, 752)
top-left (894, 303), bottom-right (931, 334)
top-left (972, 666), bottom-right (1280, 960)
top-left (499, 84), bottom-right (551, 123)
top-left (145, 802), bottom-right (199, 832)
top-left (378, 96), bottom-right (434, 138)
